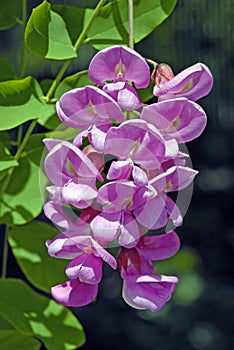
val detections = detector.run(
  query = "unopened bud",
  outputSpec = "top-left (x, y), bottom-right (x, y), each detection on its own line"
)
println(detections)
top-left (117, 248), bottom-right (141, 273)
top-left (152, 63), bottom-right (174, 88)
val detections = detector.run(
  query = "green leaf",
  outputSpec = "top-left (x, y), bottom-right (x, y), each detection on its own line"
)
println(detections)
top-left (25, 1), bottom-right (77, 60)
top-left (137, 80), bottom-right (155, 103)
top-left (86, 0), bottom-right (177, 49)
top-left (38, 103), bottom-right (60, 130)
top-left (0, 56), bottom-right (15, 81)
top-left (0, 0), bottom-right (21, 30)
top-left (9, 221), bottom-right (68, 293)
top-left (0, 158), bottom-right (43, 225)
top-left (0, 330), bottom-right (40, 350)
top-left (0, 279), bottom-right (86, 349)
top-left (0, 134), bottom-right (47, 225)
top-left (0, 77), bottom-right (46, 131)
top-left (55, 70), bottom-right (94, 99)
top-left (0, 144), bottom-right (18, 172)
top-left (52, 5), bottom-right (85, 44)
top-left (0, 314), bottom-right (14, 330)
top-left (0, 131), bottom-right (11, 149)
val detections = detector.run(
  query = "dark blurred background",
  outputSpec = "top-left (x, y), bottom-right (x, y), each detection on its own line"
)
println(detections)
top-left (1, 0), bottom-right (233, 349)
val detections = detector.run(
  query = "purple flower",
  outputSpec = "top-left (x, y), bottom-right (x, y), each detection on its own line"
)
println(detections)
top-left (118, 231), bottom-right (180, 311)
top-left (141, 97), bottom-right (207, 143)
top-left (90, 180), bottom-right (141, 247)
top-left (51, 278), bottom-right (98, 307)
top-left (43, 139), bottom-right (102, 208)
top-left (104, 119), bottom-right (165, 170)
top-left (52, 250), bottom-right (103, 307)
top-left (88, 46), bottom-right (150, 88)
top-left (122, 274), bottom-right (178, 311)
top-left (56, 85), bottom-right (124, 129)
top-left (45, 202), bottom-right (117, 307)
top-left (153, 63), bottom-right (213, 101)
top-left (103, 81), bottom-right (141, 110)
top-left (134, 165), bottom-right (198, 230)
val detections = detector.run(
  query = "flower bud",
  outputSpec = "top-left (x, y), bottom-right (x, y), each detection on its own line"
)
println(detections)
top-left (152, 63), bottom-right (174, 88)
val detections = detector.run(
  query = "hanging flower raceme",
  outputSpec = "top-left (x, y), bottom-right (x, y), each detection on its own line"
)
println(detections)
top-left (43, 45), bottom-right (212, 311)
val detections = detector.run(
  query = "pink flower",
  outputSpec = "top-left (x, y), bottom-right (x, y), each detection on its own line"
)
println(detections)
top-left (103, 81), bottom-right (141, 110)
top-left (43, 139), bottom-right (102, 208)
top-left (51, 278), bottom-right (98, 307)
top-left (134, 165), bottom-right (198, 230)
top-left (56, 85), bottom-right (124, 129)
top-left (104, 119), bottom-right (165, 170)
top-left (88, 46), bottom-right (150, 88)
top-left (153, 63), bottom-right (213, 101)
top-left (52, 250), bottom-right (103, 307)
top-left (89, 46), bottom-right (150, 111)
top-left (122, 274), bottom-right (178, 311)
top-left (118, 231), bottom-right (180, 311)
top-left (141, 97), bottom-right (207, 143)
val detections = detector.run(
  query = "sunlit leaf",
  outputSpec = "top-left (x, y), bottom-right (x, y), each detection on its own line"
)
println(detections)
top-left (25, 0), bottom-right (77, 60)
top-left (0, 134), bottom-right (47, 225)
top-left (0, 330), bottom-right (40, 350)
top-left (9, 221), bottom-right (68, 293)
top-left (0, 0), bottom-right (21, 30)
top-left (38, 103), bottom-right (60, 130)
top-left (86, 0), bottom-right (177, 49)
top-left (0, 279), bottom-right (85, 349)
top-left (0, 56), bottom-right (15, 81)
top-left (0, 77), bottom-right (46, 131)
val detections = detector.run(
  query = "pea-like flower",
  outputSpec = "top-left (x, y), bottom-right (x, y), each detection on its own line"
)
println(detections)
top-left (118, 231), bottom-right (180, 311)
top-left (89, 46), bottom-right (150, 110)
top-left (153, 62), bottom-right (213, 101)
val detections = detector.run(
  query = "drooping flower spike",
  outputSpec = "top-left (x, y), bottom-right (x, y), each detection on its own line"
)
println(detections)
top-left (43, 45), bottom-right (212, 313)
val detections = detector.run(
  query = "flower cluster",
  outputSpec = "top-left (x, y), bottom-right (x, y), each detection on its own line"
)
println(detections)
top-left (43, 46), bottom-right (212, 311)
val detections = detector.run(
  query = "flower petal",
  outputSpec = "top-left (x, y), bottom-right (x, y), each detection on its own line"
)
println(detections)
top-left (136, 231), bottom-right (180, 260)
top-left (51, 278), bottom-right (98, 307)
top-left (118, 212), bottom-right (140, 248)
top-left (66, 253), bottom-right (102, 284)
top-left (122, 273), bottom-right (178, 311)
top-left (89, 46), bottom-right (150, 88)
top-left (56, 85), bottom-right (124, 128)
top-left (141, 98), bottom-right (207, 143)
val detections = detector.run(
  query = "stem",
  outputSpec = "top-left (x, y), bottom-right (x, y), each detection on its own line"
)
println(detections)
top-left (1, 225), bottom-right (9, 278)
top-left (20, 0), bottom-right (27, 77)
top-left (14, 119), bottom-right (37, 161)
top-left (16, 124), bottom-right (23, 145)
top-left (128, 0), bottom-right (134, 49)
top-left (46, 0), bottom-right (106, 101)
top-left (126, 0), bottom-right (134, 121)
